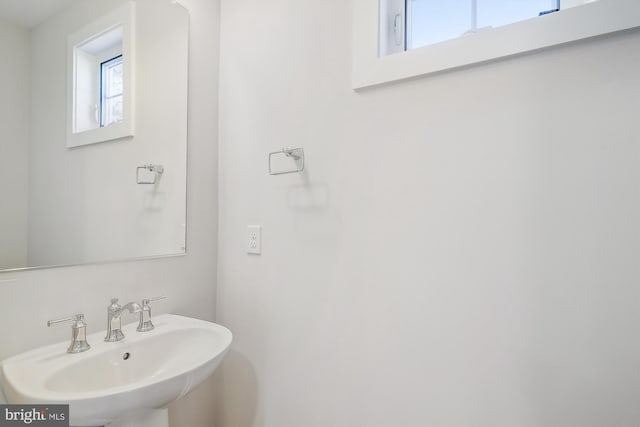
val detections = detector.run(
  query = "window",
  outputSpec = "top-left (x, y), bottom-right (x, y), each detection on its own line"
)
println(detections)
top-left (354, 0), bottom-right (640, 89)
top-left (70, 27), bottom-right (125, 136)
top-left (100, 55), bottom-right (124, 127)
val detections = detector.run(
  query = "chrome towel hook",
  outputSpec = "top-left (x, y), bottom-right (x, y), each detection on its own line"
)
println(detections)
top-left (268, 147), bottom-right (304, 175)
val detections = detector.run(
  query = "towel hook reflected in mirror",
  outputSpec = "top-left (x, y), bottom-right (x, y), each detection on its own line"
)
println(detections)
top-left (269, 147), bottom-right (304, 176)
top-left (136, 164), bottom-right (164, 184)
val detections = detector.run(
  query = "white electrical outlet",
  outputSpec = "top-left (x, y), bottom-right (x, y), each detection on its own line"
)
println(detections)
top-left (247, 225), bottom-right (261, 254)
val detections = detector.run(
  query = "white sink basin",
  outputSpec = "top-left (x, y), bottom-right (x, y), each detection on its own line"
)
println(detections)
top-left (0, 314), bottom-right (232, 426)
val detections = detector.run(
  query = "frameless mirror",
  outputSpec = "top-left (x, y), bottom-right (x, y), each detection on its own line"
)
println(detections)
top-left (0, 0), bottom-right (189, 272)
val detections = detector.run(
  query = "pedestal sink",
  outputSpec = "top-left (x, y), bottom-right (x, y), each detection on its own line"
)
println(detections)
top-left (0, 314), bottom-right (232, 427)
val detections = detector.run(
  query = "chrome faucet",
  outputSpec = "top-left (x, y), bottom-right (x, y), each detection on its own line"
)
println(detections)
top-left (137, 296), bottom-right (166, 332)
top-left (48, 314), bottom-right (91, 353)
top-left (104, 298), bottom-right (142, 342)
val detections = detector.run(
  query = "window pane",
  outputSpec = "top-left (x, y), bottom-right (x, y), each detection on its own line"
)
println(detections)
top-left (104, 95), bottom-right (123, 126)
top-left (100, 56), bottom-right (124, 127)
top-left (409, 0), bottom-right (557, 50)
top-left (106, 62), bottom-right (123, 97)
top-left (410, 0), bottom-right (471, 48)
top-left (478, 0), bottom-right (556, 29)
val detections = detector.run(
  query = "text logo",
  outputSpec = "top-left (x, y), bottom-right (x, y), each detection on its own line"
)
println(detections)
top-left (0, 405), bottom-right (68, 427)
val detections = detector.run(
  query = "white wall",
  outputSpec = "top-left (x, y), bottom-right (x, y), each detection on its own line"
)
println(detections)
top-left (27, 0), bottom-right (188, 267)
top-left (0, 18), bottom-right (29, 270)
top-left (216, 1), bottom-right (640, 426)
top-left (0, 0), bottom-right (220, 425)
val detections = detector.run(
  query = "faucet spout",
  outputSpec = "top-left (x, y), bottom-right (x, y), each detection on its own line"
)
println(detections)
top-left (104, 299), bottom-right (142, 342)
top-left (112, 302), bottom-right (142, 319)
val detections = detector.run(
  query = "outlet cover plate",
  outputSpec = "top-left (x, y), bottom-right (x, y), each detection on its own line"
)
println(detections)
top-left (247, 225), bottom-right (261, 255)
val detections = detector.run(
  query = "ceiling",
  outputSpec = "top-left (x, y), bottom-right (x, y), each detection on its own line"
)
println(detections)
top-left (0, 0), bottom-right (76, 28)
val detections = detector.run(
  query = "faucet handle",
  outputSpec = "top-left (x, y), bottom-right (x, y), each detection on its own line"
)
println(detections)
top-left (47, 314), bottom-right (91, 353)
top-left (142, 295), bottom-right (166, 305)
top-left (47, 313), bottom-right (84, 327)
top-left (137, 296), bottom-right (166, 332)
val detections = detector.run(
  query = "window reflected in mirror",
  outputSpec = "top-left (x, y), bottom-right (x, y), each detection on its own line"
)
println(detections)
top-left (67, 3), bottom-right (134, 148)
top-left (73, 26), bottom-right (124, 133)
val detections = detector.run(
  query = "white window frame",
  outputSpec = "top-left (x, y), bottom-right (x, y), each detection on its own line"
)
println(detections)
top-left (353, 0), bottom-right (640, 89)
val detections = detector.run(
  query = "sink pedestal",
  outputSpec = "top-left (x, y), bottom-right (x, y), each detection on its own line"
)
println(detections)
top-left (105, 409), bottom-right (168, 427)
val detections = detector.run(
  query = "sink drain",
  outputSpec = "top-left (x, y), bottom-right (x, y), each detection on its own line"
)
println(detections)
top-left (123, 352), bottom-right (131, 360)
